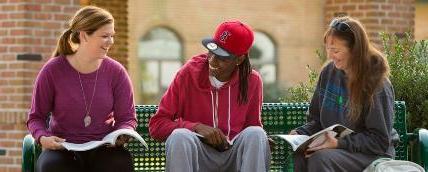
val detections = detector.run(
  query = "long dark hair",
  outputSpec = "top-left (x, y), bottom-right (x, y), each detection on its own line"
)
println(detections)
top-left (237, 54), bottom-right (252, 105)
top-left (324, 16), bottom-right (390, 123)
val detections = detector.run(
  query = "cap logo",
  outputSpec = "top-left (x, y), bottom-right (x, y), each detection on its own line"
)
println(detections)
top-left (207, 42), bottom-right (218, 50)
top-left (219, 31), bottom-right (231, 43)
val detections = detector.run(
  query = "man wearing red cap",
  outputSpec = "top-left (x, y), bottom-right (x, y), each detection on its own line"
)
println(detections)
top-left (149, 20), bottom-right (270, 172)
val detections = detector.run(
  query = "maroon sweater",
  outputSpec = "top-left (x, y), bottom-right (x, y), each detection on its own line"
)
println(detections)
top-left (27, 56), bottom-right (136, 143)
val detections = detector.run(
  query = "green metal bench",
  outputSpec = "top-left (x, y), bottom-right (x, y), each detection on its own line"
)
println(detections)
top-left (22, 101), bottom-right (428, 172)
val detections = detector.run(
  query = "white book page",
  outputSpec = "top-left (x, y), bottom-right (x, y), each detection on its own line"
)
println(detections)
top-left (61, 140), bottom-right (108, 151)
top-left (300, 124), bottom-right (353, 144)
top-left (273, 135), bottom-right (310, 151)
top-left (338, 128), bottom-right (353, 137)
top-left (104, 129), bottom-right (148, 149)
top-left (307, 130), bottom-right (337, 148)
top-left (272, 124), bottom-right (353, 152)
top-left (61, 129), bottom-right (148, 151)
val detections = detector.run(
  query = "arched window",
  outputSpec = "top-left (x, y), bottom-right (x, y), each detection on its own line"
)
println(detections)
top-left (249, 31), bottom-right (276, 84)
top-left (138, 27), bottom-right (182, 103)
top-left (249, 31), bottom-right (280, 102)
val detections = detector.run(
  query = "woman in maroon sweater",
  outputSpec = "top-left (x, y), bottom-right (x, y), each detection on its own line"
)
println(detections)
top-left (27, 6), bottom-right (136, 172)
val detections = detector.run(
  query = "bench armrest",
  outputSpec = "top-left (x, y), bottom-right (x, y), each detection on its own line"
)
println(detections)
top-left (418, 128), bottom-right (428, 171)
top-left (411, 128), bottom-right (428, 171)
top-left (22, 134), bottom-right (35, 172)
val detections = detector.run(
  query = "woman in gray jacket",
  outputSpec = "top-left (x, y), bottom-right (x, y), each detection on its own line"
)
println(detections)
top-left (291, 16), bottom-right (396, 172)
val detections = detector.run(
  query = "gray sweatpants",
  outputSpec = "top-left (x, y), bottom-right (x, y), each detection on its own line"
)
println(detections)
top-left (294, 148), bottom-right (378, 172)
top-left (165, 126), bottom-right (271, 172)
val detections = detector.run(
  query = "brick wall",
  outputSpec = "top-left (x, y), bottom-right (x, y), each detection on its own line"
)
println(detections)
top-left (89, 0), bottom-right (129, 69)
top-left (325, 0), bottom-right (415, 46)
top-left (0, 0), bottom-right (80, 171)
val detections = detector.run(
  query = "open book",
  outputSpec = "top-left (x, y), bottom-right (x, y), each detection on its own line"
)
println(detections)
top-left (272, 124), bottom-right (353, 152)
top-left (193, 132), bottom-right (239, 152)
top-left (61, 128), bottom-right (148, 151)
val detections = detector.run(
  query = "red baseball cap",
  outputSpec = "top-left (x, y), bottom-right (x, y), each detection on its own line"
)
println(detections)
top-left (202, 20), bottom-right (254, 59)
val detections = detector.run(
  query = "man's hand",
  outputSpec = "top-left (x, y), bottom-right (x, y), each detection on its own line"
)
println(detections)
top-left (40, 136), bottom-right (65, 150)
top-left (194, 123), bottom-right (229, 150)
top-left (115, 135), bottom-right (131, 147)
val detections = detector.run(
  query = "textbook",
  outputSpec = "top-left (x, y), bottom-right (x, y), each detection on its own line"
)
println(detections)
top-left (61, 128), bottom-right (148, 151)
top-left (272, 124), bottom-right (353, 152)
top-left (194, 132), bottom-right (239, 152)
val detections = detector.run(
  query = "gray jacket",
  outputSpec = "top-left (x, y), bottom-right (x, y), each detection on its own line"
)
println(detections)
top-left (296, 62), bottom-right (396, 158)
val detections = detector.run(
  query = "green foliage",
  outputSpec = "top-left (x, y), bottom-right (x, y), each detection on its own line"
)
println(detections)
top-left (281, 50), bottom-right (325, 103)
top-left (381, 33), bottom-right (428, 130)
top-left (281, 65), bottom-right (318, 103)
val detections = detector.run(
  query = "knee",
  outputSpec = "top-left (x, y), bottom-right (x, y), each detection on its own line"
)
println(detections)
top-left (37, 159), bottom-right (57, 172)
top-left (307, 149), bottom-right (336, 167)
top-left (37, 151), bottom-right (71, 172)
top-left (241, 126), bottom-right (267, 140)
top-left (110, 147), bottom-right (132, 164)
top-left (293, 153), bottom-right (307, 172)
top-left (91, 147), bottom-right (133, 172)
top-left (166, 128), bottom-right (196, 147)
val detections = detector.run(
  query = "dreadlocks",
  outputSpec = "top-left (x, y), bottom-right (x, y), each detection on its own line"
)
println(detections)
top-left (237, 54), bottom-right (252, 105)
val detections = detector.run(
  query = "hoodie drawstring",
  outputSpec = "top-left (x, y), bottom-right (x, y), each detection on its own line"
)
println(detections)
top-left (210, 90), bottom-right (219, 128)
top-left (210, 86), bottom-right (231, 139)
top-left (227, 86), bottom-right (231, 138)
top-left (210, 91), bottom-right (216, 128)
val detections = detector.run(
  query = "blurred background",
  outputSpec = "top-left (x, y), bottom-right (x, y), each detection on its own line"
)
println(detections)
top-left (0, 0), bottom-right (427, 171)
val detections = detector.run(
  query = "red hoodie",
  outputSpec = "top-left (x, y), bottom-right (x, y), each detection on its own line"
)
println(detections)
top-left (149, 53), bottom-right (263, 141)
